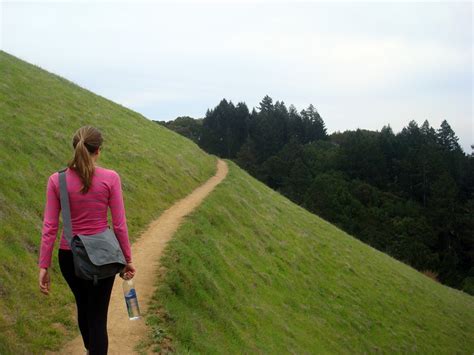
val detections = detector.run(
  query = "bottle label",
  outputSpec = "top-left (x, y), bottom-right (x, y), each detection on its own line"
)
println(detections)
top-left (124, 288), bottom-right (140, 318)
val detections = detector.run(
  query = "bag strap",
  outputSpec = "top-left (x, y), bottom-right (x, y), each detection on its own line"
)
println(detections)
top-left (58, 168), bottom-right (73, 248)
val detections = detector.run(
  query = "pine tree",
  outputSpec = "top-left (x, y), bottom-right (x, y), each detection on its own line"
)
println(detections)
top-left (436, 120), bottom-right (461, 152)
top-left (258, 95), bottom-right (274, 112)
top-left (288, 104), bottom-right (304, 143)
top-left (299, 104), bottom-right (328, 143)
top-left (420, 120), bottom-right (437, 146)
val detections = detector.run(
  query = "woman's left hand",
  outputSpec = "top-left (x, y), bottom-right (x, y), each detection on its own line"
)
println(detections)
top-left (39, 268), bottom-right (50, 295)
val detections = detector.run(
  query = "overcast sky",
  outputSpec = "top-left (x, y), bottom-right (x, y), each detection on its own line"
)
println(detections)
top-left (2, 1), bottom-right (472, 153)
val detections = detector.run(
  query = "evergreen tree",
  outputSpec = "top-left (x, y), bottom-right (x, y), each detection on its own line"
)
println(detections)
top-left (250, 95), bottom-right (287, 162)
top-left (230, 102), bottom-right (250, 158)
top-left (418, 120), bottom-right (443, 207)
top-left (288, 104), bottom-right (305, 143)
top-left (379, 124), bottom-right (397, 190)
top-left (200, 99), bottom-right (250, 158)
top-left (307, 104), bottom-right (328, 141)
top-left (420, 119), bottom-right (438, 146)
top-left (258, 95), bottom-right (274, 112)
top-left (436, 120), bottom-right (462, 152)
top-left (394, 120), bottom-right (425, 200)
top-left (274, 100), bottom-right (290, 146)
top-left (300, 104), bottom-right (328, 143)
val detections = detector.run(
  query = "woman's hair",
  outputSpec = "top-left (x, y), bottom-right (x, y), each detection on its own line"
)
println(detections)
top-left (67, 125), bottom-right (103, 194)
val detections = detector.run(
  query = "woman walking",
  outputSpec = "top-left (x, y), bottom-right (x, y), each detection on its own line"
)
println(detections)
top-left (38, 125), bottom-right (136, 355)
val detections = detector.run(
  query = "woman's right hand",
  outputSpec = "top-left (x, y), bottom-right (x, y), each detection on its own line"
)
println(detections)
top-left (39, 268), bottom-right (50, 295)
top-left (120, 262), bottom-right (136, 280)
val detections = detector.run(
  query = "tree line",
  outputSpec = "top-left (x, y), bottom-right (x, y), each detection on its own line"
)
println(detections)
top-left (157, 95), bottom-right (474, 295)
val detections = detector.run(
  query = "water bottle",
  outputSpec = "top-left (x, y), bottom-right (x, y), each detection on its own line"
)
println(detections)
top-left (122, 277), bottom-right (141, 320)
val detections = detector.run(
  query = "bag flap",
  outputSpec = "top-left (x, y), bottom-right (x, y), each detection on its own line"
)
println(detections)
top-left (76, 227), bottom-right (126, 266)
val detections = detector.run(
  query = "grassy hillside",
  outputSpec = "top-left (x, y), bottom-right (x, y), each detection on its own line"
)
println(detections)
top-left (0, 51), bottom-right (216, 353)
top-left (143, 159), bottom-right (474, 354)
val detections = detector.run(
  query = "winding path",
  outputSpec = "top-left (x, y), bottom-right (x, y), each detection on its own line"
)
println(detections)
top-left (47, 158), bottom-right (228, 354)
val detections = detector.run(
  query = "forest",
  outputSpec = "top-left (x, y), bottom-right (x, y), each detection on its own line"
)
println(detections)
top-left (157, 95), bottom-right (474, 295)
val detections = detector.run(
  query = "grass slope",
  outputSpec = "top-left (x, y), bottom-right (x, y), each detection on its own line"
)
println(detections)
top-left (0, 51), bottom-right (216, 353)
top-left (144, 160), bottom-right (474, 354)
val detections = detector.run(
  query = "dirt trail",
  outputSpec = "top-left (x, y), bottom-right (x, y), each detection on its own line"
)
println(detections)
top-left (47, 158), bottom-right (228, 355)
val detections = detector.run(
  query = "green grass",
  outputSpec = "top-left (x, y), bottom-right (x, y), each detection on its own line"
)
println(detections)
top-left (144, 159), bottom-right (474, 354)
top-left (0, 51), bottom-right (216, 353)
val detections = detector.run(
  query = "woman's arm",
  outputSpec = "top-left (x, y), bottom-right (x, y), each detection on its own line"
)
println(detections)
top-left (109, 172), bottom-right (132, 263)
top-left (38, 174), bottom-right (60, 269)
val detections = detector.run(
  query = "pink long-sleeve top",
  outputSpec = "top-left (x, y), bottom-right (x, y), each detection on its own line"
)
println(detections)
top-left (38, 166), bottom-right (132, 269)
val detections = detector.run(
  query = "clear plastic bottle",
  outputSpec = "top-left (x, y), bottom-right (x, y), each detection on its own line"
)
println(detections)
top-left (122, 278), bottom-right (141, 320)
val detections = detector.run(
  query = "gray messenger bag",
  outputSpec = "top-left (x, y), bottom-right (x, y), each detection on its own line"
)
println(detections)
top-left (58, 168), bottom-right (127, 285)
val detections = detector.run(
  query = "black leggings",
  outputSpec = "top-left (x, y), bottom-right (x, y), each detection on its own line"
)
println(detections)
top-left (58, 249), bottom-right (115, 355)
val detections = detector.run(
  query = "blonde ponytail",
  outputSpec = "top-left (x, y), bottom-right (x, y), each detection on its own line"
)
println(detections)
top-left (67, 126), bottom-right (103, 194)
